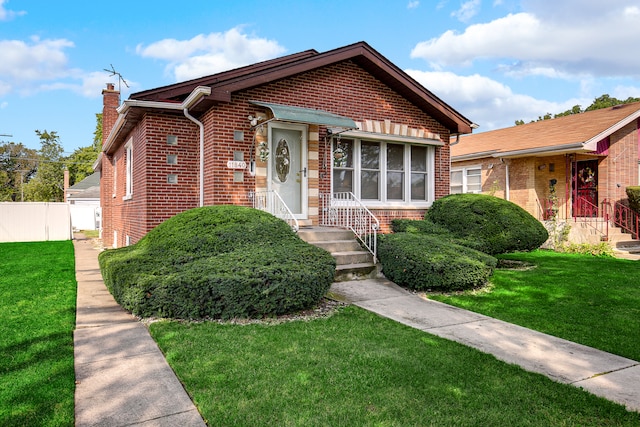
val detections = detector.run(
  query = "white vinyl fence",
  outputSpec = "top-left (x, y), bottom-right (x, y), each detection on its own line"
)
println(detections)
top-left (69, 204), bottom-right (101, 231)
top-left (0, 202), bottom-right (72, 242)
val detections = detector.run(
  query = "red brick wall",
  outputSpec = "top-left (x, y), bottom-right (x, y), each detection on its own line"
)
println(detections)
top-left (200, 60), bottom-right (451, 205)
top-left (600, 121), bottom-right (639, 205)
top-left (103, 60), bottom-right (456, 246)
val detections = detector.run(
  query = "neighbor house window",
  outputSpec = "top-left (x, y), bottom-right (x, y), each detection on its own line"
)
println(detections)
top-left (124, 138), bottom-right (133, 199)
top-left (332, 139), bottom-right (434, 205)
top-left (450, 166), bottom-right (481, 194)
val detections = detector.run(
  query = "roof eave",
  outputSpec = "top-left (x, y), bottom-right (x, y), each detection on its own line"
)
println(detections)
top-left (583, 108), bottom-right (640, 150)
top-left (494, 142), bottom-right (590, 159)
top-left (102, 86), bottom-right (212, 155)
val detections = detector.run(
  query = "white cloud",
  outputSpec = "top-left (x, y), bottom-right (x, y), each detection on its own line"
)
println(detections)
top-left (612, 84), bottom-right (640, 100)
top-left (0, 101), bottom-right (7, 109)
top-left (411, 2), bottom-right (640, 79)
top-left (136, 27), bottom-right (287, 81)
top-left (451, 0), bottom-right (481, 23)
top-left (0, 37), bottom-right (74, 83)
top-left (406, 69), bottom-right (586, 130)
top-left (407, 1), bottom-right (420, 9)
top-left (624, 6), bottom-right (640, 18)
top-left (0, 36), bottom-right (119, 99)
top-left (0, 0), bottom-right (26, 21)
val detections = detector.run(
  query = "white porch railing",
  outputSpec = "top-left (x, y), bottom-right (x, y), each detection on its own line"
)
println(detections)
top-left (249, 190), bottom-right (299, 232)
top-left (320, 192), bottom-right (379, 261)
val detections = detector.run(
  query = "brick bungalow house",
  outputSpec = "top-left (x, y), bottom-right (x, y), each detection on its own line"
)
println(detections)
top-left (451, 102), bottom-right (640, 243)
top-left (96, 41), bottom-right (474, 250)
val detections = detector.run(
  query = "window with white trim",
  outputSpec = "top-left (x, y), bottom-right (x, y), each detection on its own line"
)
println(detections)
top-left (450, 166), bottom-right (482, 194)
top-left (332, 138), bottom-right (435, 205)
top-left (124, 138), bottom-right (133, 199)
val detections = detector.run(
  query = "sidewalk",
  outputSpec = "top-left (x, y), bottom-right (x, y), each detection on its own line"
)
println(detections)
top-left (330, 278), bottom-right (640, 413)
top-left (72, 235), bottom-right (206, 427)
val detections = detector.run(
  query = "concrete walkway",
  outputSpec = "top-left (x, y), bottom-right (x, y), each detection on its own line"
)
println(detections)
top-left (330, 278), bottom-right (640, 413)
top-left (73, 235), bottom-right (206, 427)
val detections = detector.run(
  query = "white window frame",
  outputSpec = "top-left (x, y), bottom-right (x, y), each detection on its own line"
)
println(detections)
top-left (331, 138), bottom-right (436, 208)
top-left (124, 138), bottom-right (133, 200)
top-left (450, 165), bottom-right (482, 194)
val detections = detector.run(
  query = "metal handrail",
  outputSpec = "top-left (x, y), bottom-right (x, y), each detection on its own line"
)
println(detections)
top-left (573, 196), bottom-right (608, 239)
top-left (319, 192), bottom-right (379, 261)
top-left (611, 199), bottom-right (639, 239)
top-left (249, 190), bottom-right (299, 232)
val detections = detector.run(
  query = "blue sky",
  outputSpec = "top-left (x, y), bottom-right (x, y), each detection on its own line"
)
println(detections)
top-left (1, 0), bottom-right (640, 154)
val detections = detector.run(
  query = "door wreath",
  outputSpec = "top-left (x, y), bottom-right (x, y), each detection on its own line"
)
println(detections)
top-left (579, 167), bottom-right (595, 184)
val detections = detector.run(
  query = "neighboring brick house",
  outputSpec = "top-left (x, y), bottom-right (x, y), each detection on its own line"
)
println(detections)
top-left (451, 102), bottom-right (640, 241)
top-left (96, 41), bottom-right (473, 248)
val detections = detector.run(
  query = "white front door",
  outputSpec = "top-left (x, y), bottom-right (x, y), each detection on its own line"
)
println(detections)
top-left (269, 123), bottom-right (308, 219)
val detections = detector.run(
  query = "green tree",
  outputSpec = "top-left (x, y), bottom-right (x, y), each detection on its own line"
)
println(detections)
top-left (65, 113), bottom-right (102, 185)
top-left (515, 94), bottom-right (640, 125)
top-left (585, 94), bottom-right (640, 111)
top-left (23, 130), bottom-right (65, 202)
top-left (0, 142), bottom-right (37, 201)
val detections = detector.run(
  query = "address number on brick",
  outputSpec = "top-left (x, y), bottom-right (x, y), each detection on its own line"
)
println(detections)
top-left (227, 160), bottom-right (247, 169)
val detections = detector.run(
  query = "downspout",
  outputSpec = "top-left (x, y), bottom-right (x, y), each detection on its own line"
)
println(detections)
top-left (181, 86), bottom-right (211, 208)
top-left (504, 159), bottom-right (510, 201)
top-left (183, 108), bottom-right (205, 207)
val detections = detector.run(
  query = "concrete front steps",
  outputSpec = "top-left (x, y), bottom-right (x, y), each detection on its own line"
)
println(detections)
top-left (297, 226), bottom-right (378, 281)
top-left (561, 218), bottom-right (640, 259)
top-left (610, 233), bottom-right (640, 260)
top-left (574, 219), bottom-right (640, 260)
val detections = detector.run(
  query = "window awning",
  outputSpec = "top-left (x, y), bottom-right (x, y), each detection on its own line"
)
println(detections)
top-left (250, 100), bottom-right (356, 129)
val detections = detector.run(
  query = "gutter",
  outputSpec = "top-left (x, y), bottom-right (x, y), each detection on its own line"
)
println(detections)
top-left (495, 142), bottom-right (586, 159)
top-left (101, 86), bottom-right (212, 207)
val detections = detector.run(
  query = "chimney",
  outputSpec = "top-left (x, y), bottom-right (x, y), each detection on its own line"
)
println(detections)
top-left (102, 83), bottom-right (120, 147)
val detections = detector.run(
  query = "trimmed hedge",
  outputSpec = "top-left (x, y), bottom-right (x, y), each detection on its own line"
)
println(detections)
top-left (391, 219), bottom-right (453, 235)
top-left (426, 194), bottom-right (548, 255)
top-left (99, 206), bottom-right (336, 320)
top-left (377, 233), bottom-right (497, 292)
top-left (626, 186), bottom-right (640, 213)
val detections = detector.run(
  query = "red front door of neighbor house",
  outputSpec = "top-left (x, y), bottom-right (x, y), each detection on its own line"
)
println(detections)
top-left (572, 160), bottom-right (598, 217)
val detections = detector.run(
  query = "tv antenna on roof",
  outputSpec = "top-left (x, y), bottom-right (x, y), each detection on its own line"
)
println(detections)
top-left (103, 64), bottom-right (129, 92)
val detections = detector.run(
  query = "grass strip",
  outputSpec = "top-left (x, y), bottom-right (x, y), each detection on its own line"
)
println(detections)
top-left (0, 241), bottom-right (77, 427)
top-left (150, 306), bottom-right (640, 426)
top-left (429, 250), bottom-right (640, 361)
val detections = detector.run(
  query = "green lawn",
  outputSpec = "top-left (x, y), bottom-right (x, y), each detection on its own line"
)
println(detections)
top-left (150, 306), bottom-right (640, 426)
top-left (429, 250), bottom-right (640, 361)
top-left (4, 242), bottom-right (640, 426)
top-left (0, 241), bottom-right (77, 427)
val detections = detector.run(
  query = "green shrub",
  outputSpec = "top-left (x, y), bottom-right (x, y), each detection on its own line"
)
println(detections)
top-left (377, 233), bottom-right (497, 292)
top-left (561, 242), bottom-right (614, 257)
top-left (390, 219), bottom-right (453, 235)
top-left (426, 194), bottom-right (548, 255)
top-left (99, 206), bottom-right (336, 320)
top-left (626, 186), bottom-right (640, 213)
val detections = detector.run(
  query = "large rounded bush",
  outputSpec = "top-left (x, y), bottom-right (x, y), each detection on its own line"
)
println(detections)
top-left (426, 194), bottom-right (548, 255)
top-left (99, 206), bottom-right (336, 319)
top-left (377, 233), bottom-right (497, 292)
